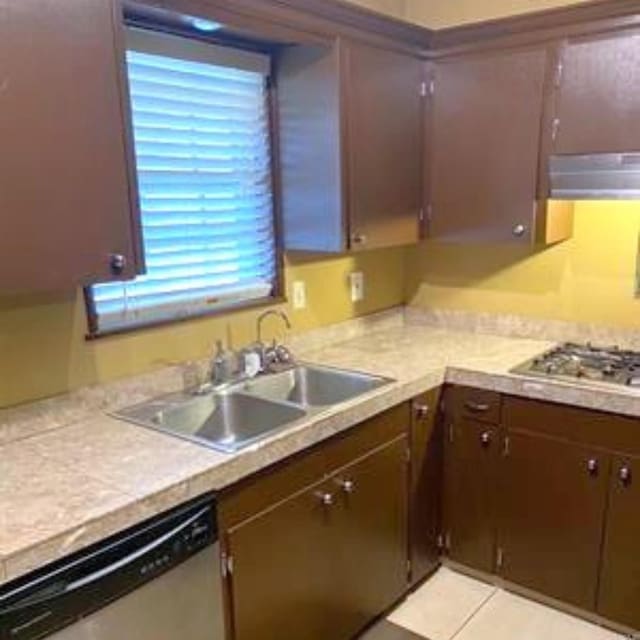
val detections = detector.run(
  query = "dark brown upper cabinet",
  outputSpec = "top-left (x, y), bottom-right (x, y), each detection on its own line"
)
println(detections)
top-left (428, 46), bottom-right (573, 245)
top-left (554, 30), bottom-right (640, 155)
top-left (278, 39), bottom-right (424, 253)
top-left (345, 41), bottom-right (424, 252)
top-left (0, 0), bottom-right (141, 293)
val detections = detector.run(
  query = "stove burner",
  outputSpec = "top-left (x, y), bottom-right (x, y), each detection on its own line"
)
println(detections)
top-left (513, 342), bottom-right (640, 390)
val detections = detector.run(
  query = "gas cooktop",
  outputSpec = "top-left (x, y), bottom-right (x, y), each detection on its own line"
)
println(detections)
top-left (512, 342), bottom-right (640, 389)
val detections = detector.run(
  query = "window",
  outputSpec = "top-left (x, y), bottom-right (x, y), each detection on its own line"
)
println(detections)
top-left (89, 28), bottom-right (277, 334)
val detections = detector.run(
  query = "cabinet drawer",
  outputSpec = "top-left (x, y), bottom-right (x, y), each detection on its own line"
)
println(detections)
top-left (219, 403), bottom-right (410, 529)
top-left (503, 396), bottom-right (640, 455)
top-left (448, 386), bottom-right (502, 424)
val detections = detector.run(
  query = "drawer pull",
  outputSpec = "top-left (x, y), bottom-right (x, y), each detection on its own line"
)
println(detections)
top-left (465, 401), bottom-right (491, 413)
top-left (317, 492), bottom-right (334, 507)
top-left (587, 458), bottom-right (599, 477)
top-left (480, 432), bottom-right (492, 448)
top-left (337, 479), bottom-right (356, 494)
top-left (620, 466), bottom-right (633, 487)
top-left (414, 403), bottom-right (430, 419)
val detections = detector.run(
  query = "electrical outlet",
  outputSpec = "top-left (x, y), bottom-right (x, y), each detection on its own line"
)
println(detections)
top-left (292, 281), bottom-right (307, 310)
top-left (350, 272), bottom-right (364, 303)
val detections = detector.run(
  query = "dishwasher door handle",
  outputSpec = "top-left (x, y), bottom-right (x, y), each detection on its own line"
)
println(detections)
top-left (2, 506), bottom-right (212, 616)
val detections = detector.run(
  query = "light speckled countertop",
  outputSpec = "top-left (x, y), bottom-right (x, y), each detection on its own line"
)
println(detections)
top-left (2, 319), bottom-right (640, 587)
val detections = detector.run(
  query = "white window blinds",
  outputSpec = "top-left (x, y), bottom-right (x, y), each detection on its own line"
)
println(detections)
top-left (90, 29), bottom-right (276, 333)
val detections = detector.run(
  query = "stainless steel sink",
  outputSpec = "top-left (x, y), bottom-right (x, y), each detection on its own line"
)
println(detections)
top-left (113, 364), bottom-right (393, 453)
top-left (114, 391), bottom-right (306, 453)
top-left (240, 364), bottom-right (393, 408)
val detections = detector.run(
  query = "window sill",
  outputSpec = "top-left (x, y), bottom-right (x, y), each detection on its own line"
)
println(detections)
top-left (85, 295), bottom-right (287, 341)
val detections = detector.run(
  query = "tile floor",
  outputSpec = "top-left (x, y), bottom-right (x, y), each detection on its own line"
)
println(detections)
top-left (364, 567), bottom-right (628, 640)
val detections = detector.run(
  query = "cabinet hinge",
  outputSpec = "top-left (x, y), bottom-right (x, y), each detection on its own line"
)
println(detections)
top-left (502, 435), bottom-right (511, 457)
top-left (221, 552), bottom-right (234, 578)
top-left (496, 547), bottom-right (505, 571)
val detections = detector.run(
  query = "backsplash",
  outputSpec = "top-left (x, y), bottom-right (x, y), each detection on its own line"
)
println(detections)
top-left (0, 248), bottom-right (406, 409)
top-left (406, 201), bottom-right (640, 334)
top-left (406, 307), bottom-right (640, 352)
top-left (0, 308), bottom-right (403, 447)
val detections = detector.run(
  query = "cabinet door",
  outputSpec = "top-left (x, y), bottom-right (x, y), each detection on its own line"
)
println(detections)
top-left (332, 436), bottom-right (409, 639)
top-left (443, 418), bottom-right (499, 573)
top-left (429, 47), bottom-right (547, 243)
top-left (499, 432), bottom-right (610, 610)
top-left (345, 41), bottom-right (423, 251)
top-left (409, 390), bottom-right (443, 585)
top-left (555, 31), bottom-right (640, 154)
top-left (226, 481), bottom-right (336, 640)
top-left (598, 456), bottom-right (640, 630)
top-left (0, 0), bottom-right (140, 291)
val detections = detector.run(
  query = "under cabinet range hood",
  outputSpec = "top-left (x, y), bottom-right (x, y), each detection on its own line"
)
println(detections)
top-left (549, 153), bottom-right (640, 200)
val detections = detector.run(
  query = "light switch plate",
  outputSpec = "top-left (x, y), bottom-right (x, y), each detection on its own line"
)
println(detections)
top-left (292, 281), bottom-right (307, 310)
top-left (350, 272), bottom-right (364, 303)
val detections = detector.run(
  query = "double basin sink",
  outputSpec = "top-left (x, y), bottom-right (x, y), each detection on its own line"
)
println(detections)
top-left (114, 364), bottom-right (394, 453)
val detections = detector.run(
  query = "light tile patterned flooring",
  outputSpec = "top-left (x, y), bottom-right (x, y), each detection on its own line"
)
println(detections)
top-left (383, 567), bottom-right (627, 640)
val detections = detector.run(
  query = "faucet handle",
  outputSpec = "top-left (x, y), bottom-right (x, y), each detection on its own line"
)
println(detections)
top-left (275, 344), bottom-right (295, 366)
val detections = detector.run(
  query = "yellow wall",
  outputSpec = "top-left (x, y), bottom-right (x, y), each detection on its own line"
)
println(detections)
top-left (404, 0), bottom-right (591, 28)
top-left (406, 202), bottom-right (640, 329)
top-left (0, 248), bottom-right (405, 408)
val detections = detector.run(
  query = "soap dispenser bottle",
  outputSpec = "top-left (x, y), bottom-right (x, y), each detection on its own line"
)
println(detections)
top-left (211, 340), bottom-right (235, 386)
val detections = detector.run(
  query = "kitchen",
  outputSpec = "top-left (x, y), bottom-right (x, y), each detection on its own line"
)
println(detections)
top-left (1, 0), bottom-right (639, 639)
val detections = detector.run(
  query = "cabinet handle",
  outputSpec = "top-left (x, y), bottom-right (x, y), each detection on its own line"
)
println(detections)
top-left (351, 233), bottom-right (367, 246)
top-left (587, 458), bottom-right (599, 477)
top-left (512, 224), bottom-right (527, 238)
top-left (480, 431), bottom-right (492, 448)
top-left (337, 479), bottom-right (356, 494)
top-left (414, 403), bottom-right (430, 419)
top-left (109, 253), bottom-right (127, 275)
top-left (465, 401), bottom-right (490, 413)
top-left (316, 492), bottom-right (334, 507)
top-left (619, 465), bottom-right (633, 487)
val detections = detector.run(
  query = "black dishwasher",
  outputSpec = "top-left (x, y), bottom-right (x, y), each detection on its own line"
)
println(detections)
top-left (0, 497), bottom-right (225, 640)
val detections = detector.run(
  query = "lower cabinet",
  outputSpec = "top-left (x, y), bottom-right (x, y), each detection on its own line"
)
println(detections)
top-left (498, 432), bottom-right (610, 610)
top-left (598, 456), bottom-right (640, 630)
top-left (409, 389), bottom-right (444, 586)
top-left (443, 417), bottom-right (499, 573)
top-left (332, 437), bottom-right (409, 639)
top-left (226, 479), bottom-right (334, 640)
top-left (442, 387), bottom-right (640, 632)
top-left (220, 406), bottom-right (411, 640)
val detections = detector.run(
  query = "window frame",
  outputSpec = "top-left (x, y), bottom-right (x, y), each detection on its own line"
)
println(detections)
top-left (84, 26), bottom-right (285, 339)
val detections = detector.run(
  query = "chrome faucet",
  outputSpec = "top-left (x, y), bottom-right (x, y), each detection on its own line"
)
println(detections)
top-left (255, 310), bottom-right (294, 372)
top-left (256, 310), bottom-right (292, 344)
